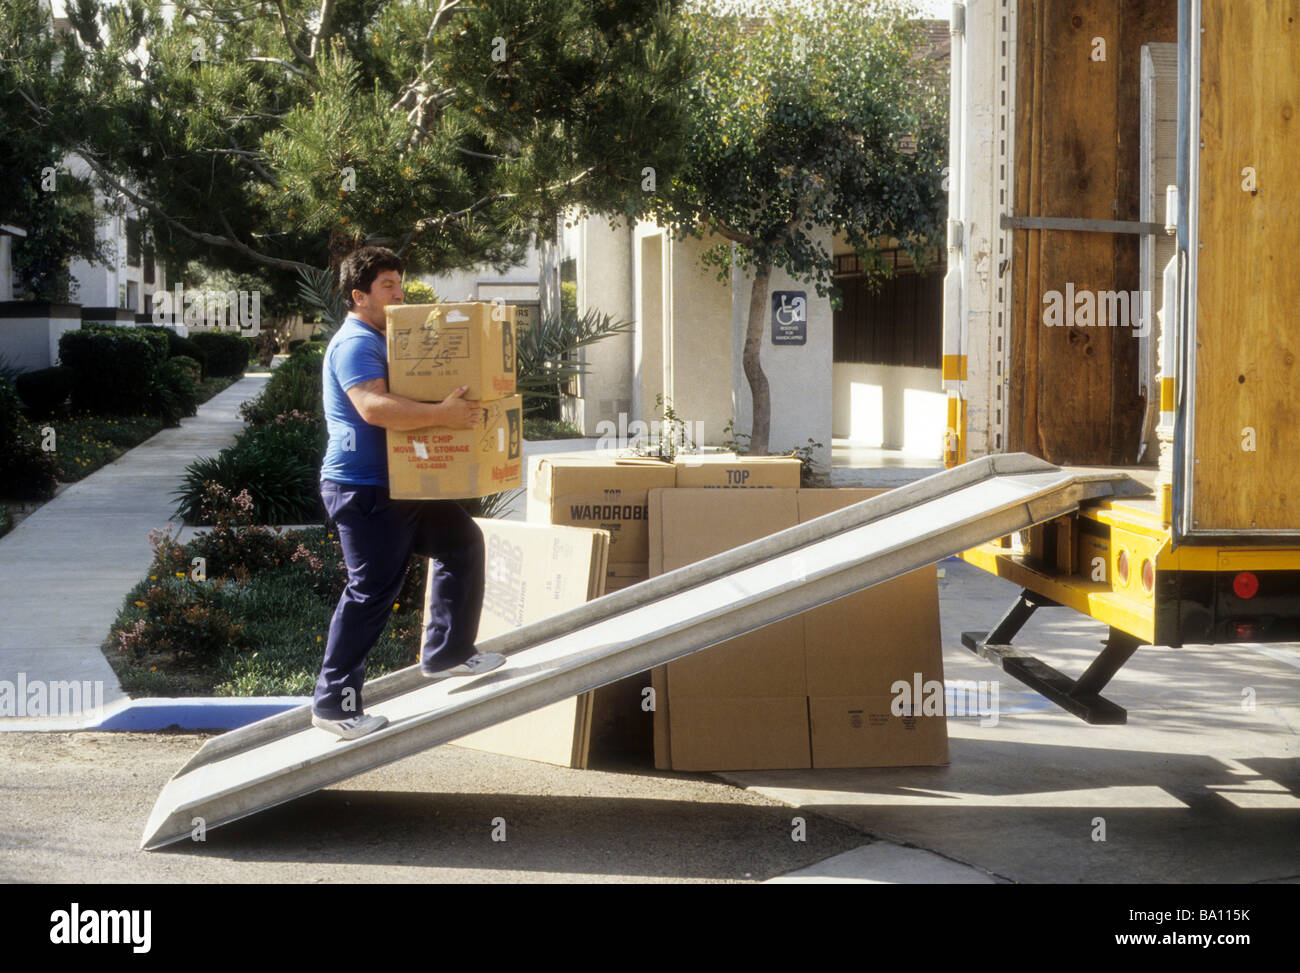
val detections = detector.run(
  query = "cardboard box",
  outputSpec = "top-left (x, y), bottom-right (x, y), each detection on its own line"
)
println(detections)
top-left (387, 394), bottom-right (523, 499)
top-left (667, 697), bottom-right (811, 771)
top-left (649, 486), bottom-right (948, 770)
top-left (605, 562), bottom-right (650, 592)
top-left (673, 453), bottom-right (803, 489)
top-left (651, 488), bottom-right (804, 699)
top-left (527, 455), bottom-right (676, 563)
top-left (809, 696), bottom-right (949, 768)
top-left (798, 490), bottom-right (944, 698)
top-left (386, 302), bottom-right (516, 402)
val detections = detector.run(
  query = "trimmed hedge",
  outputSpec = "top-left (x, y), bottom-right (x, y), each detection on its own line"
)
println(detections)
top-left (15, 366), bottom-right (73, 418)
top-left (136, 324), bottom-right (210, 378)
top-left (191, 331), bottom-right (250, 378)
top-left (59, 325), bottom-right (166, 415)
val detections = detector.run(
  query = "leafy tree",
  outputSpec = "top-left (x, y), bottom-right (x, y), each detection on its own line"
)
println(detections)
top-left (649, 0), bottom-right (947, 453)
top-left (0, 0), bottom-right (111, 301)
top-left (0, 0), bottom-right (698, 288)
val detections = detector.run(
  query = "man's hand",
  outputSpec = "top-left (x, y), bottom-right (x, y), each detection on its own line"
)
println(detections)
top-left (345, 377), bottom-right (483, 431)
top-left (439, 386), bottom-right (483, 429)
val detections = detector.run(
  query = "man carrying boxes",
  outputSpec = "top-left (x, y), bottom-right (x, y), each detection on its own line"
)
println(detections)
top-left (311, 246), bottom-right (508, 741)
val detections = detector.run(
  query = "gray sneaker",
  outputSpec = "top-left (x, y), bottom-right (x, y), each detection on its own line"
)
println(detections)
top-left (421, 651), bottom-right (507, 680)
top-left (312, 712), bottom-right (389, 740)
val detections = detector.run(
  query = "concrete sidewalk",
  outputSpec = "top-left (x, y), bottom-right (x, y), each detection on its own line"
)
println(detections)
top-left (0, 371), bottom-right (270, 718)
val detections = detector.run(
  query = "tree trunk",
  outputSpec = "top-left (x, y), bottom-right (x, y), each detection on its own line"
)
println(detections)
top-left (744, 262), bottom-right (772, 455)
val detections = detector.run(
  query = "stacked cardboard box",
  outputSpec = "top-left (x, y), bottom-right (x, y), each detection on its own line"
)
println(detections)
top-left (648, 487), bottom-right (948, 771)
top-left (385, 302), bottom-right (523, 499)
top-left (527, 452), bottom-right (803, 592)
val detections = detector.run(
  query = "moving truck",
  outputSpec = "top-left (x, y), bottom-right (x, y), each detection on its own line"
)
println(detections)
top-left (941, 0), bottom-right (1300, 721)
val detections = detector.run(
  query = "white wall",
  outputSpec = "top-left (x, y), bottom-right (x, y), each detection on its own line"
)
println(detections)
top-left (571, 216), bottom-right (634, 436)
top-left (0, 306), bottom-right (82, 371)
top-left (832, 362), bottom-right (946, 457)
top-left (730, 229), bottom-right (834, 478)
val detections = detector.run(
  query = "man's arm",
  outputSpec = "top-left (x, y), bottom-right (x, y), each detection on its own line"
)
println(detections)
top-left (345, 378), bottom-right (482, 431)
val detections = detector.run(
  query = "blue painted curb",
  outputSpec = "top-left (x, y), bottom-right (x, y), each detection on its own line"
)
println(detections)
top-left (0, 697), bottom-right (310, 733)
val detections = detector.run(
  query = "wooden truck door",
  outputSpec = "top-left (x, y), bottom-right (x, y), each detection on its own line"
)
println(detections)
top-left (1178, 0), bottom-right (1300, 541)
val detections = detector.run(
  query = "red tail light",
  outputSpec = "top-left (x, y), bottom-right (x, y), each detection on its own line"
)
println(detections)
top-left (1232, 621), bottom-right (1257, 640)
top-left (1232, 572), bottom-right (1259, 599)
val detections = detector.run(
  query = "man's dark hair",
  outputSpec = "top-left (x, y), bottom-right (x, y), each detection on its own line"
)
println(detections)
top-left (339, 246), bottom-right (404, 309)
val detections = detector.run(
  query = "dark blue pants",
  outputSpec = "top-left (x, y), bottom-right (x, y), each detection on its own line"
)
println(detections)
top-left (314, 479), bottom-right (484, 720)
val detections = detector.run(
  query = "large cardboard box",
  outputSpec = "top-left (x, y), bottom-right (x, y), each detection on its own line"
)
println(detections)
top-left (649, 487), bottom-right (948, 771)
top-left (387, 394), bottom-right (523, 499)
top-left (527, 455), bottom-right (676, 564)
top-left (386, 302), bottom-right (516, 403)
top-left (673, 453), bottom-right (802, 489)
top-left (798, 491), bottom-right (945, 698)
top-left (649, 487), bottom-right (808, 770)
top-left (428, 518), bottom-right (609, 767)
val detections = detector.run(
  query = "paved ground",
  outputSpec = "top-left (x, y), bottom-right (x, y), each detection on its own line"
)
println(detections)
top-left (721, 559), bottom-right (1300, 884)
top-left (0, 733), bottom-right (879, 883)
top-left (0, 370), bottom-right (270, 708)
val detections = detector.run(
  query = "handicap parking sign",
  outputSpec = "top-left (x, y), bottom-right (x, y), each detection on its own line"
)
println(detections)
top-left (771, 291), bottom-right (807, 345)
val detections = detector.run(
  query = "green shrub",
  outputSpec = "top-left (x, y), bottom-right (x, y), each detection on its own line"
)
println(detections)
top-left (191, 331), bottom-right (250, 378)
top-left (15, 366), bottom-right (73, 418)
top-left (523, 417), bottom-right (585, 441)
top-left (171, 355), bottom-right (203, 383)
top-left (135, 325), bottom-right (210, 378)
top-left (59, 326), bottom-right (165, 415)
top-left (0, 375), bottom-right (20, 438)
top-left (173, 413), bottom-right (326, 524)
top-left (290, 340), bottom-right (326, 361)
top-left (148, 358), bottom-right (199, 426)
top-left (238, 347), bottom-right (324, 425)
top-left (0, 379), bottom-right (58, 500)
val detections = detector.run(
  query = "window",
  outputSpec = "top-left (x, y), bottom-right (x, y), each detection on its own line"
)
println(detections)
top-left (558, 257), bottom-right (578, 396)
top-left (126, 218), bottom-right (141, 268)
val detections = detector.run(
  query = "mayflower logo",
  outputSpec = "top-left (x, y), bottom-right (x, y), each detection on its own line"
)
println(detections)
top-left (152, 284), bottom-right (261, 335)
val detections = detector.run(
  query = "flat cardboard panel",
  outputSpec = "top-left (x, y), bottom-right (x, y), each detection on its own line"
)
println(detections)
top-left (673, 454), bottom-right (802, 488)
top-left (432, 518), bottom-right (607, 767)
top-left (798, 490), bottom-right (945, 696)
top-left (387, 302), bottom-right (516, 402)
top-left (809, 696), bottom-right (949, 768)
top-left (528, 457), bottom-right (676, 562)
top-left (1190, 0), bottom-right (1300, 530)
top-left (667, 697), bottom-right (811, 771)
top-left (388, 394), bottom-right (523, 499)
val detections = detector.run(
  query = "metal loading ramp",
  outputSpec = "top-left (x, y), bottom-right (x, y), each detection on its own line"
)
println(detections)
top-left (141, 454), bottom-right (1140, 850)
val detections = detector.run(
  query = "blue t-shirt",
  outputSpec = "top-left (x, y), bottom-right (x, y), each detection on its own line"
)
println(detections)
top-left (320, 315), bottom-right (389, 486)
